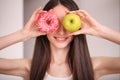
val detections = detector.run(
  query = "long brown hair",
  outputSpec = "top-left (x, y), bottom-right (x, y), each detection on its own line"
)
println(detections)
top-left (30, 0), bottom-right (94, 80)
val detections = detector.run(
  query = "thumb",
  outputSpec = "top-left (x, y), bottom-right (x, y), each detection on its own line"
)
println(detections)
top-left (68, 30), bottom-right (84, 36)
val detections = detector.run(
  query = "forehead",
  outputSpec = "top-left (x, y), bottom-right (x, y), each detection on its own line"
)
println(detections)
top-left (49, 5), bottom-right (69, 18)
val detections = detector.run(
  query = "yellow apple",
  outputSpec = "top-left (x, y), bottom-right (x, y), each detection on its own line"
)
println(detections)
top-left (62, 13), bottom-right (82, 32)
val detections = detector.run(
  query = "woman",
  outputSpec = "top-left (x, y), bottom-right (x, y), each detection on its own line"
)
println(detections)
top-left (0, 0), bottom-right (120, 80)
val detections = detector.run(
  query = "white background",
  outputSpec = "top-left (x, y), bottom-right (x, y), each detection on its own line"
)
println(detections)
top-left (0, 0), bottom-right (24, 80)
top-left (0, 0), bottom-right (120, 80)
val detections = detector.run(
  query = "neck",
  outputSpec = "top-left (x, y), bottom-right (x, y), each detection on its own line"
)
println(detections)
top-left (50, 45), bottom-right (70, 65)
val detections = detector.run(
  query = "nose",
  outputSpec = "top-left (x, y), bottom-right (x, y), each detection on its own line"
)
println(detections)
top-left (56, 25), bottom-right (67, 35)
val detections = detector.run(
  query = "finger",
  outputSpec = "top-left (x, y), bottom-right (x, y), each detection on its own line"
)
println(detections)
top-left (33, 7), bottom-right (45, 19)
top-left (29, 7), bottom-right (42, 23)
top-left (65, 10), bottom-right (70, 14)
top-left (77, 12), bottom-right (84, 17)
top-left (33, 25), bottom-right (39, 30)
top-left (68, 11), bottom-right (77, 14)
top-left (36, 31), bottom-right (47, 36)
top-left (76, 10), bottom-right (89, 17)
top-left (77, 10), bottom-right (94, 21)
top-left (33, 7), bottom-right (42, 15)
top-left (68, 30), bottom-right (83, 36)
top-left (75, 10), bottom-right (86, 19)
top-left (40, 32), bottom-right (47, 35)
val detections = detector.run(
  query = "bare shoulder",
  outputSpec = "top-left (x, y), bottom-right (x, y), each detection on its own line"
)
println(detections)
top-left (91, 57), bottom-right (120, 80)
top-left (11, 58), bottom-right (32, 72)
top-left (91, 57), bottom-right (109, 79)
top-left (91, 57), bottom-right (102, 75)
top-left (12, 58), bottom-right (32, 80)
top-left (0, 58), bottom-right (32, 80)
top-left (21, 58), bottom-right (32, 80)
top-left (91, 56), bottom-right (120, 69)
top-left (21, 58), bottom-right (32, 73)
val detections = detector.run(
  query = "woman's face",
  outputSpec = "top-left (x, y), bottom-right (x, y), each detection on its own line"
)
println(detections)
top-left (47, 5), bottom-right (73, 49)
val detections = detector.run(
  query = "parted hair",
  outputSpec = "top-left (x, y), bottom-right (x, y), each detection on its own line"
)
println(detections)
top-left (30, 0), bottom-right (94, 80)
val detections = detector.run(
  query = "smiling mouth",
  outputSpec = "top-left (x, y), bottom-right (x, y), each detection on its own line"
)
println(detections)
top-left (54, 37), bottom-right (68, 42)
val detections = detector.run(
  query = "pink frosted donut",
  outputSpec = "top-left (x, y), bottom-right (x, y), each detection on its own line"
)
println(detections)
top-left (36, 12), bottom-right (59, 33)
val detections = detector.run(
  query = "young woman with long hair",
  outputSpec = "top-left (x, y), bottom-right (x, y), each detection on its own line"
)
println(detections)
top-left (30, 0), bottom-right (94, 80)
top-left (0, 0), bottom-right (120, 80)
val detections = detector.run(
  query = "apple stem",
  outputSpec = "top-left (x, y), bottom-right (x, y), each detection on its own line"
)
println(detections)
top-left (70, 20), bottom-right (73, 23)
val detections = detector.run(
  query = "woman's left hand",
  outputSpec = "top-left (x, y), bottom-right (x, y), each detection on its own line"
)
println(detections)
top-left (68, 10), bottom-right (120, 44)
top-left (68, 10), bottom-right (102, 36)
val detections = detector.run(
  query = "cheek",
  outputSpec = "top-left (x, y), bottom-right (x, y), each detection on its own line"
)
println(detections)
top-left (68, 36), bottom-right (74, 42)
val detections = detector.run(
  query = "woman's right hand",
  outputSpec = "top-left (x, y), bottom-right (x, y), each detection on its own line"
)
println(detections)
top-left (21, 8), bottom-right (46, 40)
top-left (0, 8), bottom-right (47, 50)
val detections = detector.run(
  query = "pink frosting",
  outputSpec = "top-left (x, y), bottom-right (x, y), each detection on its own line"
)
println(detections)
top-left (36, 12), bottom-right (59, 33)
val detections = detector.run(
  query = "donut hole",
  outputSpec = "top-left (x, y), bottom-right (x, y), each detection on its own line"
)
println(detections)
top-left (46, 20), bottom-right (51, 25)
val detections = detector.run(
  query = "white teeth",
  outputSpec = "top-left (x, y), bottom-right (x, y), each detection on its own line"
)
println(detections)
top-left (55, 37), bottom-right (66, 41)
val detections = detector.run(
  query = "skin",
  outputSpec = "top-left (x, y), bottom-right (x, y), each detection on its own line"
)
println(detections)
top-left (0, 5), bottom-right (120, 80)
top-left (68, 10), bottom-right (120, 44)
top-left (47, 5), bottom-right (73, 78)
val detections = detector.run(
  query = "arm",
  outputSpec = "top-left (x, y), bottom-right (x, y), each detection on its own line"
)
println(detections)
top-left (0, 30), bottom-right (28, 50)
top-left (0, 8), bottom-right (46, 50)
top-left (0, 58), bottom-right (31, 79)
top-left (95, 25), bottom-right (120, 44)
top-left (69, 10), bottom-right (120, 44)
top-left (92, 57), bottom-right (120, 79)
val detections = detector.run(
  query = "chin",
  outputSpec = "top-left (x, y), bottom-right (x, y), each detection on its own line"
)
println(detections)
top-left (54, 43), bottom-right (70, 49)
